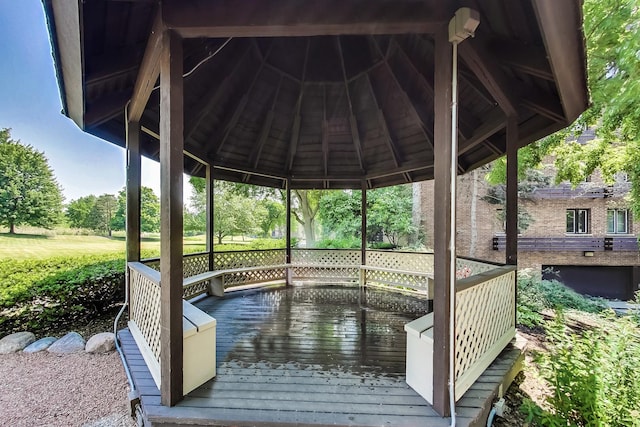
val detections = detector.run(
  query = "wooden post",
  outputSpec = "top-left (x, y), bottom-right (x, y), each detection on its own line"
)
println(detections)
top-left (432, 25), bottom-right (453, 418)
top-left (361, 180), bottom-right (367, 266)
top-left (159, 29), bottom-right (184, 407)
top-left (206, 164), bottom-right (214, 272)
top-left (505, 116), bottom-right (518, 266)
top-left (285, 178), bottom-right (292, 285)
top-left (126, 120), bottom-right (141, 263)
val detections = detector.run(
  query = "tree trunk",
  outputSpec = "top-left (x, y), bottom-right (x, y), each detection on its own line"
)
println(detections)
top-left (294, 190), bottom-right (318, 247)
top-left (9, 222), bottom-right (15, 234)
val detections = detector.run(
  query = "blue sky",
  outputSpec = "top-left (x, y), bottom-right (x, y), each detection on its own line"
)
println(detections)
top-left (0, 2), bottom-right (163, 201)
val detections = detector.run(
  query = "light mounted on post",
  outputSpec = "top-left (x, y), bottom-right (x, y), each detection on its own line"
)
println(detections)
top-left (448, 7), bottom-right (480, 43)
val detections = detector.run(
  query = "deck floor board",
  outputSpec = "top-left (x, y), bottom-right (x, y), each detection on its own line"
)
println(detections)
top-left (120, 285), bottom-right (521, 427)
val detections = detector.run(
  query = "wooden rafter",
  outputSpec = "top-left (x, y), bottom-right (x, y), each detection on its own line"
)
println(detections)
top-left (337, 36), bottom-right (365, 173)
top-left (322, 86), bottom-right (329, 176)
top-left (162, 0), bottom-right (448, 38)
top-left (458, 107), bottom-right (506, 155)
top-left (492, 41), bottom-right (554, 81)
top-left (371, 36), bottom-right (434, 150)
top-left (251, 76), bottom-right (283, 169)
top-left (85, 91), bottom-right (132, 128)
top-left (213, 42), bottom-right (275, 156)
top-left (459, 37), bottom-right (519, 118)
top-left (128, 11), bottom-right (163, 123)
top-left (184, 42), bottom-right (252, 143)
top-left (363, 73), bottom-right (401, 168)
top-left (287, 39), bottom-right (310, 173)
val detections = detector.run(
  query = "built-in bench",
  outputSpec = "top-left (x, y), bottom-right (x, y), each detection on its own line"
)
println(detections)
top-left (404, 313), bottom-right (434, 404)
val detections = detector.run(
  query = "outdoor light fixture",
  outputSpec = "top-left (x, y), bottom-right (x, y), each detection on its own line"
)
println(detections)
top-left (448, 7), bottom-right (480, 43)
top-left (584, 251), bottom-right (595, 257)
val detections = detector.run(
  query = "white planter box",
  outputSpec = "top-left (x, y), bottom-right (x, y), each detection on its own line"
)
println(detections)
top-left (183, 301), bottom-right (217, 394)
top-left (404, 313), bottom-right (434, 404)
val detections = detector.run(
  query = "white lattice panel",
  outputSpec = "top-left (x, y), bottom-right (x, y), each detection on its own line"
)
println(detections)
top-left (183, 281), bottom-right (209, 299)
top-left (366, 251), bottom-right (434, 273)
top-left (143, 259), bottom-right (160, 271)
top-left (365, 269), bottom-right (430, 292)
top-left (222, 267), bottom-right (287, 288)
top-left (291, 249), bottom-right (361, 266)
top-left (291, 266), bottom-right (359, 282)
top-left (128, 264), bottom-right (162, 364)
top-left (183, 253), bottom-right (209, 277)
top-left (456, 258), bottom-right (497, 277)
top-left (214, 249), bottom-right (286, 270)
top-left (455, 270), bottom-right (515, 390)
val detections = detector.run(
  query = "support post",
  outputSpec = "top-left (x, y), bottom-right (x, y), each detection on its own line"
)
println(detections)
top-left (505, 116), bottom-right (518, 266)
top-left (159, 29), bottom-right (184, 407)
top-left (432, 25), bottom-right (453, 418)
top-left (286, 178), bottom-right (292, 285)
top-left (126, 120), bottom-right (141, 263)
top-left (360, 180), bottom-right (367, 287)
top-left (206, 164), bottom-right (214, 272)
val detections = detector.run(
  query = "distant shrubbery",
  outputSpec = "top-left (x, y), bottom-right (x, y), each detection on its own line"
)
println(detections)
top-left (516, 269), bottom-right (606, 327)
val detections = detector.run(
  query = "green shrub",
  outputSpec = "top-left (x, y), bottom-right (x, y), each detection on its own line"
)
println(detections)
top-left (316, 237), bottom-right (361, 249)
top-left (369, 242), bottom-right (397, 250)
top-left (0, 255), bottom-right (125, 335)
top-left (526, 311), bottom-right (640, 426)
top-left (517, 269), bottom-right (606, 327)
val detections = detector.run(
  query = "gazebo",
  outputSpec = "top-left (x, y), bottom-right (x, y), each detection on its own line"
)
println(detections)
top-left (43, 0), bottom-right (588, 425)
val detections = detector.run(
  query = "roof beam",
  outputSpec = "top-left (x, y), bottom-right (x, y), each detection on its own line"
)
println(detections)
top-left (251, 76), bottom-right (283, 169)
top-left (532, 0), bottom-right (588, 123)
top-left (337, 37), bottom-right (365, 173)
top-left (459, 37), bottom-right (519, 118)
top-left (458, 107), bottom-right (506, 155)
top-left (490, 41), bottom-right (554, 81)
top-left (162, 0), bottom-right (448, 38)
top-left (85, 91), bottom-right (131, 128)
top-left (128, 11), bottom-right (163, 123)
top-left (184, 42), bottom-right (252, 143)
top-left (520, 90), bottom-right (565, 123)
top-left (363, 73), bottom-right (401, 168)
top-left (287, 40), bottom-right (311, 173)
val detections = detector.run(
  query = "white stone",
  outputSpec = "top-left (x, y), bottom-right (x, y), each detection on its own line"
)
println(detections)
top-left (85, 332), bottom-right (115, 353)
top-left (0, 332), bottom-right (36, 354)
top-left (23, 337), bottom-right (57, 353)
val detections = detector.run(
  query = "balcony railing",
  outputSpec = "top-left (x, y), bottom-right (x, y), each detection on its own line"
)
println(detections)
top-left (492, 235), bottom-right (638, 252)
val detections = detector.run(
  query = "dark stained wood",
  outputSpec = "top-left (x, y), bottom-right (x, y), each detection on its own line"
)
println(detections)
top-left (159, 29), bottom-right (184, 406)
top-left (206, 164), bottom-right (214, 271)
top-left (285, 179), bottom-right (292, 272)
top-left (493, 41), bottom-right (554, 81)
top-left (128, 10), bottom-right (162, 123)
top-left (532, 0), bottom-right (589, 123)
top-left (119, 286), bottom-right (523, 427)
top-left (361, 181), bottom-right (367, 265)
top-left (126, 120), bottom-right (141, 263)
top-left (458, 38), bottom-right (518, 118)
top-left (432, 25), bottom-right (453, 418)
top-left (505, 116), bottom-right (518, 266)
top-left (162, 0), bottom-right (449, 38)
top-left (458, 107), bottom-right (506, 155)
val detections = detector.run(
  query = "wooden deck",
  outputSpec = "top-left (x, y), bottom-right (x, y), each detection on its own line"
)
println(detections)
top-left (119, 284), bottom-right (522, 427)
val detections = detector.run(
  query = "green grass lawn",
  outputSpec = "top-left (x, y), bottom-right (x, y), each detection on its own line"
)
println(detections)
top-left (0, 231), bottom-right (209, 260)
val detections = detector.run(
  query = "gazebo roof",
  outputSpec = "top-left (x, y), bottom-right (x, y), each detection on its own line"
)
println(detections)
top-left (43, 0), bottom-right (588, 189)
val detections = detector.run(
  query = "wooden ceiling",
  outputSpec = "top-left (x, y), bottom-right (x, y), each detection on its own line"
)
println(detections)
top-left (43, 0), bottom-right (588, 189)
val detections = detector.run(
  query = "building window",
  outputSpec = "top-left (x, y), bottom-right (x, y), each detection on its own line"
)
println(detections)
top-left (607, 209), bottom-right (629, 234)
top-left (566, 209), bottom-right (590, 234)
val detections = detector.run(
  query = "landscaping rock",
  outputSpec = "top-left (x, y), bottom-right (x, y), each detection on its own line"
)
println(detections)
top-left (85, 332), bottom-right (115, 354)
top-left (23, 337), bottom-right (58, 353)
top-left (0, 332), bottom-right (36, 354)
top-left (48, 332), bottom-right (85, 354)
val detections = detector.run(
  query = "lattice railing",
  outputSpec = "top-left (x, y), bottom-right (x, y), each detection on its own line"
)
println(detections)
top-left (128, 262), bottom-right (162, 365)
top-left (367, 250), bottom-right (434, 273)
top-left (291, 248), bottom-right (361, 265)
top-left (183, 253), bottom-right (209, 277)
top-left (456, 257), bottom-right (499, 277)
top-left (214, 249), bottom-right (286, 270)
top-left (454, 266), bottom-right (516, 400)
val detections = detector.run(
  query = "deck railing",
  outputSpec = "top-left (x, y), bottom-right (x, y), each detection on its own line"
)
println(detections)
top-left (127, 262), bottom-right (162, 375)
top-left (136, 249), bottom-right (515, 401)
top-left (454, 265), bottom-right (516, 400)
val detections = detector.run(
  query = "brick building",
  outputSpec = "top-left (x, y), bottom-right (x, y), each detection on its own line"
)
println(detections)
top-left (419, 164), bottom-right (640, 300)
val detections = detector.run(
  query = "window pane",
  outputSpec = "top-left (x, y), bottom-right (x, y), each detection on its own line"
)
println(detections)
top-left (566, 210), bottom-right (575, 233)
top-left (607, 210), bottom-right (615, 233)
top-left (616, 210), bottom-right (627, 233)
top-left (578, 210), bottom-right (587, 233)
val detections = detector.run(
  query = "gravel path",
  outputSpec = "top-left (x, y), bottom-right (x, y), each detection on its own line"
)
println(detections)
top-left (0, 351), bottom-right (135, 427)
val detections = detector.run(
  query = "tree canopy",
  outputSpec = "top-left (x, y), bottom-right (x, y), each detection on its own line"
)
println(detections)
top-left (0, 129), bottom-right (63, 233)
top-left (111, 186), bottom-right (160, 233)
top-left (486, 0), bottom-right (640, 213)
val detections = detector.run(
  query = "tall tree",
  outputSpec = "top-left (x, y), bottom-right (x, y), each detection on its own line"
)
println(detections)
top-left (111, 186), bottom-right (161, 233)
top-left (487, 1), bottom-right (640, 213)
top-left (318, 190), bottom-right (362, 239)
top-left (290, 190), bottom-right (322, 247)
top-left (0, 129), bottom-right (63, 233)
top-left (368, 185), bottom-right (415, 246)
top-left (89, 194), bottom-right (117, 236)
top-left (66, 195), bottom-right (97, 229)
